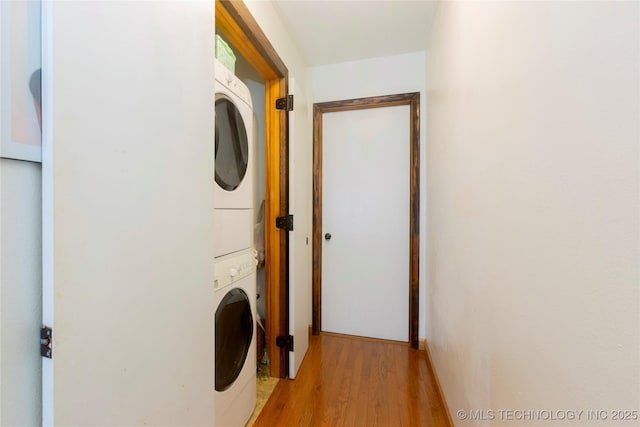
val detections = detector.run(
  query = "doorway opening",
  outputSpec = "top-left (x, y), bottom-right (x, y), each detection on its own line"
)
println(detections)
top-left (312, 93), bottom-right (420, 349)
top-left (215, 0), bottom-right (290, 378)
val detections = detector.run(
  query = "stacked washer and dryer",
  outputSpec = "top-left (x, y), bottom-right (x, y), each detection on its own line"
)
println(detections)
top-left (213, 58), bottom-right (257, 427)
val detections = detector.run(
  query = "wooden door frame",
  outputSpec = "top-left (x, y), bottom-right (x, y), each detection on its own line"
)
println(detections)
top-left (312, 93), bottom-right (420, 349)
top-left (215, 0), bottom-right (290, 377)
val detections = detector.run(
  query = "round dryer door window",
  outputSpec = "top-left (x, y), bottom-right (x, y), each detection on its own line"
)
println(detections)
top-left (215, 98), bottom-right (249, 191)
top-left (215, 288), bottom-right (254, 392)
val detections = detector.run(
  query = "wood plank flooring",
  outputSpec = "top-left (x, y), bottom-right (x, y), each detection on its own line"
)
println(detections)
top-left (252, 333), bottom-right (451, 427)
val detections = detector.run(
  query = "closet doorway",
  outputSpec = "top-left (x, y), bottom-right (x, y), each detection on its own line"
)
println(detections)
top-left (215, 0), bottom-right (290, 378)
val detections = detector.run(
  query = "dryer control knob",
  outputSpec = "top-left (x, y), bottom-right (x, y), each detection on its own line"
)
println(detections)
top-left (229, 267), bottom-right (238, 278)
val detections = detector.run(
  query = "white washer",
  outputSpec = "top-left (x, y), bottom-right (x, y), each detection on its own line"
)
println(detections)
top-left (214, 249), bottom-right (257, 427)
top-left (214, 58), bottom-right (254, 258)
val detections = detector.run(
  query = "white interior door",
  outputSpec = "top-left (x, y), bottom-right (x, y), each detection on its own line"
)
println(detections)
top-left (321, 106), bottom-right (409, 342)
top-left (41, 3), bottom-right (215, 425)
top-left (288, 78), bottom-right (309, 378)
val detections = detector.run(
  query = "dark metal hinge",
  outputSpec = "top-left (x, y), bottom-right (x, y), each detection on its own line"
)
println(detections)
top-left (276, 334), bottom-right (294, 352)
top-left (40, 325), bottom-right (52, 359)
top-left (275, 214), bottom-right (294, 231)
top-left (275, 94), bottom-right (294, 112)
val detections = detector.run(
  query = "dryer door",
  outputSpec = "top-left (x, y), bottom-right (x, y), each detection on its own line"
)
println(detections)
top-left (215, 288), bottom-right (254, 391)
top-left (215, 97), bottom-right (249, 191)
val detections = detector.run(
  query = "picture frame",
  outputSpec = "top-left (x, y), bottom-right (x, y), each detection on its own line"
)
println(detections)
top-left (0, 0), bottom-right (42, 163)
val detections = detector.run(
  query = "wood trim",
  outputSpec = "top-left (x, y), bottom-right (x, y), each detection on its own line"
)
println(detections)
top-left (322, 331), bottom-right (412, 347)
top-left (265, 77), bottom-right (290, 376)
top-left (279, 78), bottom-right (290, 376)
top-left (423, 340), bottom-right (454, 427)
top-left (215, 0), bottom-right (289, 378)
top-left (311, 104), bottom-right (323, 336)
top-left (312, 93), bottom-right (419, 114)
top-left (409, 93), bottom-right (420, 350)
top-left (264, 79), bottom-right (285, 378)
top-left (312, 92), bottom-right (421, 349)
top-left (215, 1), bottom-right (286, 80)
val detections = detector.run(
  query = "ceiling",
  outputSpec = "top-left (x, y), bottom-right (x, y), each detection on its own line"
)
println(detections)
top-left (272, 0), bottom-right (439, 67)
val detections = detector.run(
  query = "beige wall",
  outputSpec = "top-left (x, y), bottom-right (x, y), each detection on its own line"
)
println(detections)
top-left (426, 1), bottom-right (639, 425)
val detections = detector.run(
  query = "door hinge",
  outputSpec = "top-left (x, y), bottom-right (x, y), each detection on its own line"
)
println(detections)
top-left (275, 214), bottom-right (294, 231)
top-left (40, 325), bottom-right (53, 359)
top-left (275, 94), bottom-right (294, 112)
top-left (276, 334), bottom-right (294, 352)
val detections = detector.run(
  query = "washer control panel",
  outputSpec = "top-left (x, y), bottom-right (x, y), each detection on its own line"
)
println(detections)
top-left (214, 58), bottom-right (252, 107)
top-left (214, 250), bottom-right (257, 291)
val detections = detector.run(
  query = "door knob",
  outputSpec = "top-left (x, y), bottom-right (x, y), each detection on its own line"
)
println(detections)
top-left (324, 233), bottom-right (332, 240)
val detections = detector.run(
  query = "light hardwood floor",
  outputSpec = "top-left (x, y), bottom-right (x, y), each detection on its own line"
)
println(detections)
top-left (252, 333), bottom-right (451, 426)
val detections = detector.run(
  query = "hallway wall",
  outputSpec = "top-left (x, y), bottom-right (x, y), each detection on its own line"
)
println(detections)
top-left (41, 2), bottom-right (216, 424)
top-left (0, 159), bottom-right (42, 426)
top-left (426, 1), bottom-right (639, 424)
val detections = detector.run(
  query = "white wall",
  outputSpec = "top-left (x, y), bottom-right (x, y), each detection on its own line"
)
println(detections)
top-left (0, 160), bottom-right (42, 426)
top-left (311, 51), bottom-right (429, 338)
top-left (42, 2), bottom-right (215, 424)
top-left (426, 1), bottom-right (639, 424)
top-left (0, 2), bottom-right (316, 425)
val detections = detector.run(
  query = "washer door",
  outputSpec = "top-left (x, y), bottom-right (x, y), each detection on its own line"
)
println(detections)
top-left (215, 97), bottom-right (249, 191)
top-left (215, 288), bottom-right (254, 391)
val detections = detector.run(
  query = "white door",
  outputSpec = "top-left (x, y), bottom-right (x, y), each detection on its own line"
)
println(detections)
top-left (41, 2), bottom-right (215, 425)
top-left (321, 106), bottom-right (409, 342)
top-left (288, 78), bottom-right (309, 378)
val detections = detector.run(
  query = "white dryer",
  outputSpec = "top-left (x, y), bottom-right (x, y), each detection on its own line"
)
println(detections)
top-left (214, 58), bottom-right (254, 258)
top-left (214, 249), bottom-right (257, 427)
